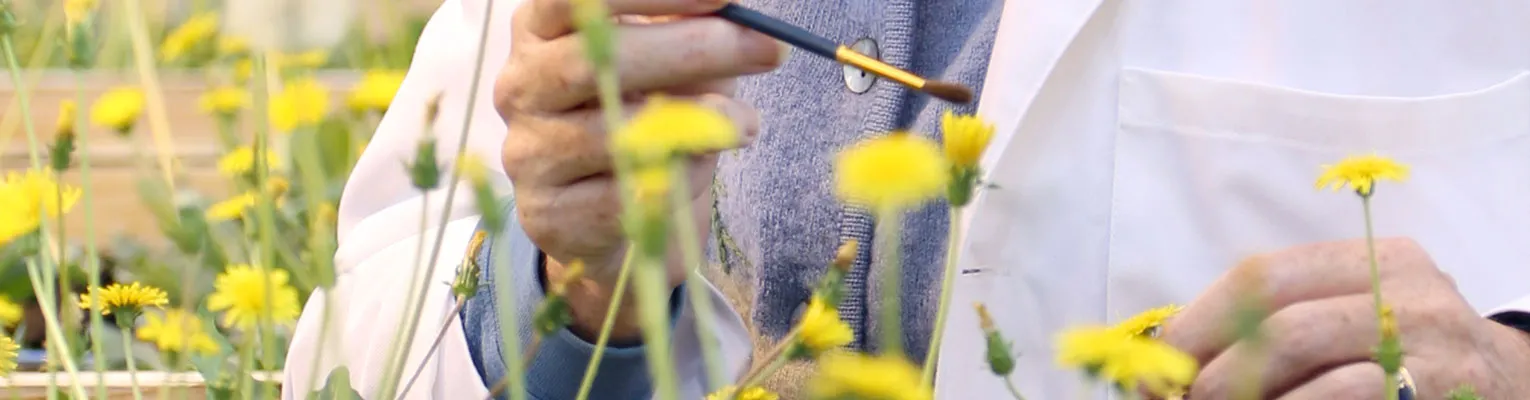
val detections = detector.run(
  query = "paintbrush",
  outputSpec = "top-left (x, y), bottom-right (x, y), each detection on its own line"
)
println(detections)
top-left (714, 3), bottom-right (975, 104)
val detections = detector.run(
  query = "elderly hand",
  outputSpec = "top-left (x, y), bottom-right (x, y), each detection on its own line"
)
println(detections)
top-left (1158, 238), bottom-right (1530, 399)
top-left (495, 0), bottom-right (783, 339)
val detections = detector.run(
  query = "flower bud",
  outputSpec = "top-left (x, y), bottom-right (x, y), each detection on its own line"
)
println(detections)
top-left (1375, 304), bottom-right (1404, 375)
top-left (975, 302), bottom-right (1016, 376)
top-left (833, 240), bottom-right (858, 273)
top-left (51, 101), bottom-right (78, 171)
top-left (452, 230), bottom-right (487, 299)
top-left (407, 138), bottom-right (440, 190)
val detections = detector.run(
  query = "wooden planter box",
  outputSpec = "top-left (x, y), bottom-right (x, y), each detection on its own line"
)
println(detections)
top-left (0, 70), bottom-right (366, 244)
top-left (1, 371), bottom-right (282, 399)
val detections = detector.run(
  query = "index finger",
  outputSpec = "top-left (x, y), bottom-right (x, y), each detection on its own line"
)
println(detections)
top-left (520, 0), bottom-right (730, 40)
top-left (1159, 238), bottom-right (1431, 362)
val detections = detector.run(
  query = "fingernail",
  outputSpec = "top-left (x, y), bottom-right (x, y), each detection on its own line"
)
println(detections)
top-left (741, 31), bottom-right (785, 68)
top-left (776, 40), bottom-right (793, 65)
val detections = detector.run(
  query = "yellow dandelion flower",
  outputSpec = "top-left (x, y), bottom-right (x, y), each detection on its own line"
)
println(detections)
top-left (90, 87), bottom-right (146, 134)
top-left (1055, 326), bottom-right (1198, 397)
top-left (77, 282), bottom-right (169, 316)
top-left (63, 0), bottom-right (97, 25)
top-left (1098, 339), bottom-right (1198, 396)
top-left (834, 133), bottom-right (950, 212)
top-left (0, 336), bottom-right (17, 377)
top-left (206, 264), bottom-right (301, 329)
top-left (217, 36), bottom-right (250, 57)
top-left (796, 296), bottom-right (853, 355)
top-left (611, 96), bottom-right (739, 162)
top-left (941, 110), bottom-right (995, 168)
top-left (1315, 154), bottom-right (1409, 196)
top-left (218, 146), bottom-right (282, 177)
top-left (137, 309), bottom-right (220, 355)
top-left (206, 193), bottom-right (257, 222)
top-left (269, 78), bottom-right (330, 132)
top-left (0, 296), bottom-right (22, 327)
top-left (459, 154), bottom-right (491, 186)
top-left (1379, 304), bottom-right (1398, 340)
top-left (233, 59), bottom-right (254, 83)
top-left (1056, 325), bottom-right (1128, 369)
top-left (810, 351), bottom-right (932, 400)
top-left (0, 170), bottom-right (82, 246)
top-left (281, 50), bottom-right (329, 70)
top-left (1113, 304), bottom-right (1182, 337)
top-left (266, 176), bottom-right (291, 198)
top-left (630, 166), bottom-right (671, 216)
top-left (200, 86), bottom-right (249, 118)
top-left (160, 13), bottom-right (219, 63)
top-left (348, 70), bottom-right (405, 113)
top-left (55, 100), bottom-right (77, 138)
top-left (316, 202), bottom-right (338, 227)
top-left (707, 385), bottom-right (779, 400)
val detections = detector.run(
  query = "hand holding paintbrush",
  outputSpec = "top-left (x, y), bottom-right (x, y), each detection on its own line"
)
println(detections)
top-left (714, 3), bottom-right (975, 103)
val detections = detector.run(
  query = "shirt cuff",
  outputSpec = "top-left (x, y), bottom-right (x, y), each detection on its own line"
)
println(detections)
top-left (475, 202), bottom-right (684, 400)
top-left (1489, 295), bottom-right (1530, 335)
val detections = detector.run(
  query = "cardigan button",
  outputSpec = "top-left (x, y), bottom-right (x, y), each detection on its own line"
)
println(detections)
top-left (843, 37), bottom-right (879, 94)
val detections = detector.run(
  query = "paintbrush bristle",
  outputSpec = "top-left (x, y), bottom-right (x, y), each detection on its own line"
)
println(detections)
top-left (921, 81), bottom-right (974, 104)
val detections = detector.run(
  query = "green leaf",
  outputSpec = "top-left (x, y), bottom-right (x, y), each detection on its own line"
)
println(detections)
top-left (190, 310), bottom-right (238, 382)
top-left (311, 367), bottom-right (363, 400)
top-left (310, 117), bottom-right (355, 182)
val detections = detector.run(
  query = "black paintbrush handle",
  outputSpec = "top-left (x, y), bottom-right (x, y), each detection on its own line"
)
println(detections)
top-left (715, 3), bottom-right (839, 60)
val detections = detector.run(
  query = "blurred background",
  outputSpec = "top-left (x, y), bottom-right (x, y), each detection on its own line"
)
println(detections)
top-left (0, 0), bottom-right (441, 387)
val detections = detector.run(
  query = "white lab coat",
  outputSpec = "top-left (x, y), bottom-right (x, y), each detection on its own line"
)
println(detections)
top-left (282, 0), bottom-right (1530, 399)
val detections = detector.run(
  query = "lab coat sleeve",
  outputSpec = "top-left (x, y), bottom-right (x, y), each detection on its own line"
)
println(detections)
top-left (282, 0), bottom-right (520, 396)
top-left (460, 203), bottom-right (660, 400)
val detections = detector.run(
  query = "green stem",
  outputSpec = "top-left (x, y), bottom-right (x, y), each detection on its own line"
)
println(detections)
top-left (573, 249), bottom-right (636, 400)
top-left (398, 0), bottom-right (499, 393)
top-left (42, 266), bottom-right (58, 400)
top-left (291, 118), bottom-right (334, 287)
top-left (377, 194), bottom-right (431, 400)
top-left (214, 116), bottom-right (240, 152)
top-left (71, 69), bottom-right (109, 400)
top-left (634, 255), bottom-right (679, 399)
top-left (877, 208), bottom-right (905, 356)
top-left (237, 334), bottom-right (256, 400)
top-left (1003, 376), bottom-right (1027, 400)
top-left (492, 225), bottom-right (528, 400)
top-left (121, 331), bottom-right (143, 400)
top-left (731, 333), bottom-right (796, 398)
top-left (249, 54), bottom-right (282, 399)
top-left (669, 164), bottom-right (726, 390)
top-left (1, 29), bottom-right (77, 400)
top-left (23, 259), bottom-right (88, 399)
top-left (921, 206), bottom-right (964, 384)
top-left (0, 35), bottom-right (40, 167)
top-left (398, 298), bottom-right (469, 398)
top-left (1362, 196), bottom-right (1399, 400)
top-left (1362, 196), bottom-right (1384, 341)
top-left (122, 0), bottom-right (182, 188)
top-left (736, 355), bottom-right (788, 395)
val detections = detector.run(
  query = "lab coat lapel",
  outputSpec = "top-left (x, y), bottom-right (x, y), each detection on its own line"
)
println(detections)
top-left (973, 0), bottom-right (1107, 172)
top-left (958, 0), bottom-right (1107, 266)
top-left (938, 0), bottom-right (1106, 397)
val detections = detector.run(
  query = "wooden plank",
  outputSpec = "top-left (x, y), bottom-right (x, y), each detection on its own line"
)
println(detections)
top-left (1, 371), bottom-right (282, 399)
top-left (0, 71), bottom-right (371, 243)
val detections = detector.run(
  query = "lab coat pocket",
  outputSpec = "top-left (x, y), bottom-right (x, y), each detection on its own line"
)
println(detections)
top-left (1107, 67), bottom-right (1530, 316)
